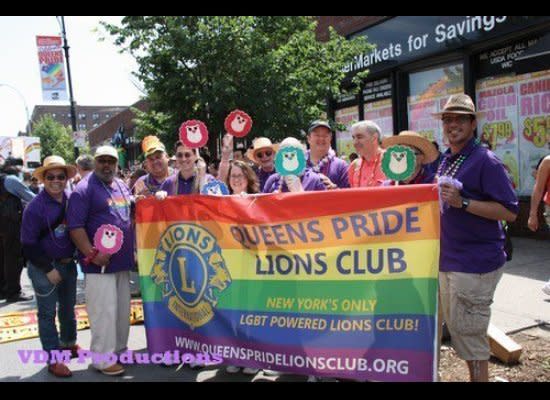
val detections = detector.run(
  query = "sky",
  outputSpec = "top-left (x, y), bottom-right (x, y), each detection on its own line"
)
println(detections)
top-left (0, 16), bottom-right (143, 137)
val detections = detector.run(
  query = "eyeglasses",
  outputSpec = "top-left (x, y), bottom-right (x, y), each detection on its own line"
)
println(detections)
top-left (442, 115), bottom-right (471, 124)
top-left (45, 174), bottom-right (67, 181)
top-left (176, 152), bottom-right (194, 159)
top-left (256, 150), bottom-right (273, 159)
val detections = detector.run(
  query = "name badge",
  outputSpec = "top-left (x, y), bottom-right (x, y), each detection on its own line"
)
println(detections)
top-left (54, 224), bottom-right (67, 238)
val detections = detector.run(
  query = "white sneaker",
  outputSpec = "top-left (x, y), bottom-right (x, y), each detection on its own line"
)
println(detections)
top-left (542, 281), bottom-right (550, 296)
top-left (307, 375), bottom-right (318, 382)
top-left (263, 369), bottom-right (281, 376)
top-left (226, 365), bottom-right (240, 373)
top-left (242, 367), bottom-right (259, 375)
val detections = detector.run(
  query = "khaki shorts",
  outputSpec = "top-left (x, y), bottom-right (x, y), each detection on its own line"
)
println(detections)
top-left (439, 268), bottom-right (504, 361)
top-left (544, 204), bottom-right (550, 227)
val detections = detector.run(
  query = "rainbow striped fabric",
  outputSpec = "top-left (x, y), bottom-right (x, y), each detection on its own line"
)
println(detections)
top-left (136, 185), bottom-right (440, 381)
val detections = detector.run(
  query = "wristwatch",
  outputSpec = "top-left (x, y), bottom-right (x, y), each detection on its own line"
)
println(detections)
top-left (461, 197), bottom-right (471, 210)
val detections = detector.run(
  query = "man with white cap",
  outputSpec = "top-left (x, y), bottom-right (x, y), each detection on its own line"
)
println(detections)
top-left (67, 145), bottom-right (134, 376)
top-left (433, 93), bottom-right (518, 382)
top-left (21, 155), bottom-right (79, 377)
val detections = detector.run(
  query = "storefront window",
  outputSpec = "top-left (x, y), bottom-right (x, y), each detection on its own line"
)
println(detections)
top-left (407, 63), bottom-right (464, 150)
top-left (476, 69), bottom-right (550, 196)
top-left (335, 105), bottom-right (359, 161)
top-left (363, 78), bottom-right (394, 138)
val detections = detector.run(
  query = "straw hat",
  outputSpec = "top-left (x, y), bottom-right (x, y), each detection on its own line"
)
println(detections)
top-left (432, 93), bottom-right (483, 118)
top-left (94, 145), bottom-right (119, 160)
top-left (32, 155), bottom-right (77, 183)
top-left (381, 131), bottom-right (439, 164)
top-left (246, 137), bottom-right (279, 163)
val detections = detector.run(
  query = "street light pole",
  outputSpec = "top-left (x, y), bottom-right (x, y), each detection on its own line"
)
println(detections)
top-left (0, 83), bottom-right (32, 135)
top-left (57, 16), bottom-right (79, 159)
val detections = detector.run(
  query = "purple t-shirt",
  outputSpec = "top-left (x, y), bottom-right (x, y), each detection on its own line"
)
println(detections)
top-left (134, 174), bottom-right (165, 195)
top-left (67, 173), bottom-right (134, 274)
top-left (439, 138), bottom-right (519, 274)
top-left (263, 169), bottom-right (326, 193)
top-left (307, 154), bottom-right (350, 188)
top-left (160, 173), bottom-right (214, 195)
top-left (21, 189), bottom-right (75, 260)
top-left (253, 166), bottom-right (277, 192)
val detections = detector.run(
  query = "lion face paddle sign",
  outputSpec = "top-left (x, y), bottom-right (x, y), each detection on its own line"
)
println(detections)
top-left (94, 224), bottom-right (124, 255)
top-left (224, 110), bottom-right (252, 137)
top-left (179, 120), bottom-right (209, 148)
top-left (382, 145), bottom-right (416, 182)
top-left (275, 146), bottom-right (306, 177)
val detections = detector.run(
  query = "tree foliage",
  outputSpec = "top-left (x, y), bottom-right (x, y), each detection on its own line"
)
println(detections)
top-left (32, 114), bottom-right (76, 163)
top-left (102, 16), bottom-right (372, 152)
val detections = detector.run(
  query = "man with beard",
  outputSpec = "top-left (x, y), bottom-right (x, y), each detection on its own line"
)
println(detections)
top-left (67, 145), bottom-right (134, 376)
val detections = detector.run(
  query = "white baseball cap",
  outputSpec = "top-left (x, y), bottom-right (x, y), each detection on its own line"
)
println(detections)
top-left (94, 145), bottom-right (119, 160)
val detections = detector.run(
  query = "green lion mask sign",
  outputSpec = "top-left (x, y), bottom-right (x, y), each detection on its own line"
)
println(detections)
top-left (275, 146), bottom-right (306, 176)
top-left (382, 145), bottom-right (416, 182)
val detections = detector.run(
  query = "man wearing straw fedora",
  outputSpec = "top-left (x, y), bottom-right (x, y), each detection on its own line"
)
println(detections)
top-left (21, 156), bottom-right (80, 377)
top-left (381, 130), bottom-right (439, 185)
top-left (433, 94), bottom-right (518, 382)
top-left (246, 137), bottom-right (279, 192)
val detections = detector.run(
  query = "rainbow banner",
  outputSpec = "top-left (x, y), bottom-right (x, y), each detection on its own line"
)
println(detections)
top-left (136, 185), bottom-right (440, 381)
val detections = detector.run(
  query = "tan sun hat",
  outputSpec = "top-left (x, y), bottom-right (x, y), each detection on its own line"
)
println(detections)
top-left (432, 93), bottom-right (483, 118)
top-left (32, 155), bottom-right (77, 183)
top-left (246, 137), bottom-right (279, 163)
top-left (381, 131), bottom-right (439, 165)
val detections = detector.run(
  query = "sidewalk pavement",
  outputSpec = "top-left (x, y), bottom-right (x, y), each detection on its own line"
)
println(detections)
top-left (1, 237), bottom-right (548, 381)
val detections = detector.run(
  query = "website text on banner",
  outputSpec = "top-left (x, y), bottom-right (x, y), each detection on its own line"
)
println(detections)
top-left (136, 185), bottom-right (440, 382)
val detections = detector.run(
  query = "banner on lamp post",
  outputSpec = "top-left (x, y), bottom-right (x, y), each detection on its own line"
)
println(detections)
top-left (36, 36), bottom-right (68, 101)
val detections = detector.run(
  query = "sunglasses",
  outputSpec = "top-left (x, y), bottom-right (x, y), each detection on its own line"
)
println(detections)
top-left (442, 115), bottom-right (471, 124)
top-left (256, 150), bottom-right (273, 159)
top-left (176, 152), bottom-right (194, 159)
top-left (45, 174), bottom-right (67, 181)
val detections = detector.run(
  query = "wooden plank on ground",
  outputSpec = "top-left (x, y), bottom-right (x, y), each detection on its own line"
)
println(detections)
top-left (488, 323), bottom-right (522, 364)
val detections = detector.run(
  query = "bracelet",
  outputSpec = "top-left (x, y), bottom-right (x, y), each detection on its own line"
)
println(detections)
top-left (83, 247), bottom-right (99, 266)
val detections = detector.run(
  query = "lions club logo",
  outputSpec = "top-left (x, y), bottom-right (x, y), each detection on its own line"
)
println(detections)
top-left (150, 223), bottom-right (232, 329)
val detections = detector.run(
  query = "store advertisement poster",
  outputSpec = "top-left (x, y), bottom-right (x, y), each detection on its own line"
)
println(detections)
top-left (476, 76), bottom-right (521, 190)
top-left (364, 99), bottom-right (394, 139)
top-left (335, 106), bottom-right (359, 161)
top-left (517, 70), bottom-right (550, 196)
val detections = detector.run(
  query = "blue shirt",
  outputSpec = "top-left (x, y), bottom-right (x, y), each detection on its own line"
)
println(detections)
top-left (3, 174), bottom-right (36, 203)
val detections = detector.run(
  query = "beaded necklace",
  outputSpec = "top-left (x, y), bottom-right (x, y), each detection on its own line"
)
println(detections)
top-left (307, 148), bottom-right (335, 175)
top-left (101, 178), bottom-right (130, 222)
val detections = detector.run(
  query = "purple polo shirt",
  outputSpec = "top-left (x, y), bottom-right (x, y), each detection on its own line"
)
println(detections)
top-left (67, 173), bottom-right (134, 274)
top-left (440, 138), bottom-right (518, 274)
top-left (263, 169), bottom-right (326, 193)
top-left (307, 155), bottom-right (350, 188)
top-left (134, 174), bottom-right (165, 195)
top-left (21, 189), bottom-right (75, 262)
top-left (160, 173), bottom-right (214, 195)
top-left (253, 166), bottom-right (277, 192)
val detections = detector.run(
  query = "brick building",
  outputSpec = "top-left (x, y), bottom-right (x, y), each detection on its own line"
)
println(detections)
top-left (30, 105), bottom-right (127, 133)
